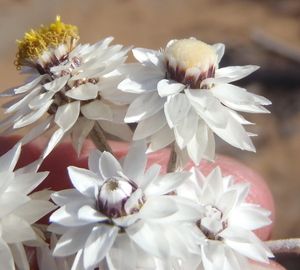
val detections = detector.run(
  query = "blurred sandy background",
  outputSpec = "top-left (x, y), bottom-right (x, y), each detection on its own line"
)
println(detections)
top-left (0, 0), bottom-right (300, 240)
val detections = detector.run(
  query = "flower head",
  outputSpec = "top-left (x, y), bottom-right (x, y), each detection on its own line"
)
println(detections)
top-left (1, 17), bottom-right (133, 159)
top-left (50, 141), bottom-right (190, 269)
top-left (165, 38), bottom-right (217, 89)
top-left (119, 38), bottom-right (271, 166)
top-left (176, 167), bottom-right (273, 269)
top-left (15, 15), bottom-right (79, 69)
top-left (0, 143), bottom-right (56, 270)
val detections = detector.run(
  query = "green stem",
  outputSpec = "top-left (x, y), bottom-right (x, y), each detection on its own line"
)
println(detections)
top-left (167, 143), bottom-right (177, 172)
top-left (89, 122), bottom-right (113, 154)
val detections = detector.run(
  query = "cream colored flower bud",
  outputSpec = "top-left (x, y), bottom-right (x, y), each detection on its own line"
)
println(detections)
top-left (165, 38), bottom-right (218, 88)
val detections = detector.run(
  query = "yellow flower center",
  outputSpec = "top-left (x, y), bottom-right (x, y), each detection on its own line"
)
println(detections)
top-left (165, 39), bottom-right (217, 71)
top-left (15, 16), bottom-right (79, 69)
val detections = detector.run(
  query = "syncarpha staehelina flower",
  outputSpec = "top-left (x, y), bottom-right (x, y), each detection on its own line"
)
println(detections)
top-left (119, 38), bottom-right (271, 167)
top-left (175, 167), bottom-right (274, 270)
top-left (1, 16), bottom-right (134, 159)
top-left (49, 141), bottom-right (191, 270)
top-left (0, 143), bottom-right (56, 270)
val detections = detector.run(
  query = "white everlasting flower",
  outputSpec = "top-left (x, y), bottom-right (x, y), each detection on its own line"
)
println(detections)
top-left (49, 141), bottom-right (190, 270)
top-left (0, 143), bottom-right (56, 270)
top-left (176, 167), bottom-right (274, 270)
top-left (119, 38), bottom-right (271, 166)
top-left (1, 17), bottom-right (133, 159)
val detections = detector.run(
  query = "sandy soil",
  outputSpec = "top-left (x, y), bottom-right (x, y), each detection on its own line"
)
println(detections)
top-left (0, 0), bottom-right (300, 239)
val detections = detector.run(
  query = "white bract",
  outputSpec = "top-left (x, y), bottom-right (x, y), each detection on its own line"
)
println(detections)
top-left (176, 167), bottom-right (274, 270)
top-left (49, 141), bottom-right (191, 270)
top-left (119, 38), bottom-right (271, 166)
top-left (1, 18), bottom-right (134, 160)
top-left (0, 143), bottom-right (56, 270)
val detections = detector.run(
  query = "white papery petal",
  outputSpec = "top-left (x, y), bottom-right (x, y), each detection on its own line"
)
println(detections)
top-left (0, 238), bottom-right (15, 270)
top-left (217, 189), bottom-right (238, 219)
top-left (71, 118), bottom-right (94, 156)
top-left (53, 225), bottom-right (94, 257)
top-left (81, 100), bottom-right (113, 121)
top-left (83, 225), bottom-right (118, 269)
top-left (139, 164), bottom-right (161, 191)
top-left (145, 172), bottom-right (190, 196)
top-left (13, 199), bottom-right (56, 224)
top-left (20, 116), bottom-right (53, 145)
top-left (139, 196), bottom-right (178, 219)
top-left (99, 120), bottom-right (132, 142)
top-left (88, 150), bottom-right (102, 176)
top-left (126, 221), bottom-right (170, 259)
top-left (157, 79), bottom-right (185, 97)
top-left (125, 92), bottom-right (165, 123)
top-left (77, 205), bottom-right (108, 223)
top-left (42, 128), bottom-right (65, 159)
top-left (113, 213), bottom-right (140, 228)
top-left (107, 234), bottom-right (137, 270)
top-left (54, 101), bottom-right (80, 131)
top-left (0, 192), bottom-right (29, 218)
top-left (211, 84), bottom-right (255, 105)
top-left (215, 65), bottom-right (259, 83)
top-left (132, 48), bottom-right (164, 70)
top-left (29, 91), bottom-right (55, 109)
top-left (186, 89), bottom-right (228, 129)
top-left (220, 227), bottom-right (271, 263)
top-left (147, 124), bottom-right (174, 153)
top-left (7, 171), bottom-right (48, 194)
top-left (118, 65), bottom-right (163, 94)
top-left (0, 143), bottom-right (21, 172)
top-left (51, 189), bottom-right (86, 206)
top-left (187, 120), bottom-right (208, 165)
top-left (5, 85), bottom-right (41, 114)
top-left (70, 66), bottom-right (105, 82)
top-left (1, 214), bottom-right (36, 243)
top-left (10, 243), bottom-right (30, 270)
top-left (123, 141), bottom-right (147, 181)
top-left (44, 75), bottom-right (69, 92)
top-left (66, 83), bottom-right (99, 100)
top-left (99, 151), bottom-right (123, 179)
top-left (222, 100), bottom-right (270, 114)
top-left (173, 108), bottom-right (198, 149)
top-left (252, 93), bottom-right (272, 105)
top-left (133, 111), bottom-right (166, 140)
top-left (163, 196), bottom-right (202, 222)
top-left (229, 204), bottom-right (271, 231)
top-left (50, 201), bottom-right (97, 227)
top-left (124, 188), bottom-right (143, 215)
top-left (36, 245), bottom-right (60, 270)
top-left (227, 109), bottom-right (254, 125)
top-left (212, 43), bottom-right (225, 63)
top-left (203, 128), bottom-right (216, 161)
top-left (164, 94), bottom-right (191, 128)
top-left (100, 76), bottom-right (135, 105)
top-left (201, 243), bottom-right (225, 270)
top-left (14, 75), bottom-right (49, 94)
top-left (208, 113), bottom-right (255, 152)
top-left (67, 166), bottom-right (100, 197)
top-left (71, 249), bottom-right (84, 270)
top-left (13, 99), bottom-right (53, 128)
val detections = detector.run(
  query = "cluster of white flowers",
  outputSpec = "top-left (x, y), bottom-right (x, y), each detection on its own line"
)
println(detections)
top-left (0, 17), bottom-right (274, 270)
top-left (0, 143), bottom-right (56, 270)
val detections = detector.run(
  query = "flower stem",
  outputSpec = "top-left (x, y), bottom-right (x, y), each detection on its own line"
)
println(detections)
top-left (267, 238), bottom-right (300, 268)
top-left (267, 238), bottom-right (300, 255)
top-left (89, 122), bottom-right (113, 154)
top-left (167, 143), bottom-right (177, 172)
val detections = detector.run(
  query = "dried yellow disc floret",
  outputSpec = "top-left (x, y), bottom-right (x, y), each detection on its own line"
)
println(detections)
top-left (15, 16), bottom-right (79, 69)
